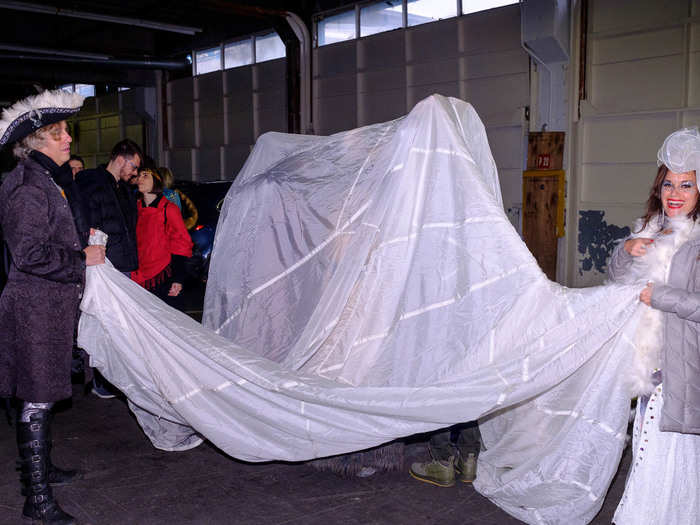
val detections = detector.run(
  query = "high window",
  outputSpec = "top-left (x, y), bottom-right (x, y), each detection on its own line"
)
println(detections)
top-left (255, 33), bottom-right (285, 63)
top-left (360, 1), bottom-right (403, 38)
top-left (407, 0), bottom-right (458, 26)
top-left (194, 31), bottom-right (286, 76)
top-left (317, 9), bottom-right (356, 46)
top-left (195, 47), bottom-right (222, 76)
top-left (462, 0), bottom-right (518, 15)
top-left (60, 83), bottom-right (96, 97)
top-left (316, 0), bottom-right (518, 46)
top-left (225, 38), bottom-right (253, 69)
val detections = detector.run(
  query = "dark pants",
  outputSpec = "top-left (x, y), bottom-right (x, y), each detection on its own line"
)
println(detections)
top-left (149, 278), bottom-right (184, 311)
top-left (429, 421), bottom-right (481, 462)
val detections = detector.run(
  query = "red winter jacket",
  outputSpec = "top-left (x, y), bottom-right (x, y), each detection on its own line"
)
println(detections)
top-left (131, 195), bottom-right (192, 288)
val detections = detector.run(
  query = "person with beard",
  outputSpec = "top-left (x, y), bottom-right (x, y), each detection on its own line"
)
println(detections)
top-left (0, 89), bottom-right (105, 525)
top-left (76, 138), bottom-right (142, 398)
top-left (75, 138), bottom-right (141, 275)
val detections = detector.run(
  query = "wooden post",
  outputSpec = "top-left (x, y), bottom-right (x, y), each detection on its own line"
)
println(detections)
top-left (523, 132), bottom-right (565, 281)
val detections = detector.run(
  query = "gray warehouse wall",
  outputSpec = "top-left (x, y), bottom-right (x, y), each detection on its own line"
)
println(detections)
top-left (163, 3), bottom-right (527, 197)
top-left (569, 0), bottom-right (700, 286)
top-left (314, 4), bottom-right (528, 225)
top-left (165, 58), bottom-right (287, 182)
top-left (69, 87), bottom-right (155, 168)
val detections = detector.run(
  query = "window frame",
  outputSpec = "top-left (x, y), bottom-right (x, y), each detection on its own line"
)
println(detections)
top-left (313, 0), bottom-right (519, 48)
top-left (315, 6), bottom-right (359, 47)
top-left (193, 44), bottom-right (224, 76)
top-left (254, 31), bottom-right (286, 64)
top-left (60, 83), bottom-right (96, 97)
top-left (223, 36), bottom-right (254, 70)
top-left (359, 0), bottom-right (404, 39)
top-left (193, 30), bottom-right (288, 76)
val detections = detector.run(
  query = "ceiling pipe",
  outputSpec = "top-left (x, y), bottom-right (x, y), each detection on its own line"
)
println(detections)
top-left (0, 43), bottom-right (110, 60)
top-left (0, 0), bottom-right (202, 35)
top-left (0, 53), bottom-right (189, 69)
top-left (285, 11), bottom-right (312, 135)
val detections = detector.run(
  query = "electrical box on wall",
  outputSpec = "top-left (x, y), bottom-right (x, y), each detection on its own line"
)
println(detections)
top-left (521, 0), bottom-right (569, 63)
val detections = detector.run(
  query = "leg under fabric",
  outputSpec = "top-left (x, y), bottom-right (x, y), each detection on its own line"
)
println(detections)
top-left (427, 428), bottom-right (453, 462)
top-left (427, 421), bottom-right (482, 461)
top-left (454, 421), bottom-right (481, 483)
top-left (17, 402), bottom-right (76, 525)
top-left (454, 421), bottom-right (482, 456)
top-left (409, 429), bottom-right (456, 487)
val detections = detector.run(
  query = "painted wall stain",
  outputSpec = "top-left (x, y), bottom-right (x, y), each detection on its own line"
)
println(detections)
top-left (578, 210), bottom-right (630, 275)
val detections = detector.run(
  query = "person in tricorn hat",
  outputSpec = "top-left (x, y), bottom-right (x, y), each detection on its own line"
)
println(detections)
top-left (0, 89), bottom-right (105, 525)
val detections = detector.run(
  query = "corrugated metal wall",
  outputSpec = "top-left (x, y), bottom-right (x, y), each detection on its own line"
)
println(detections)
top-left (164, 4), bottom-right (529, 224)
top-left (314, 4), bottom-right (529, 218)
top-left (165, 58), bottom-right (287, 181)
top-left (571, 0), bottom-right (700, 286)
top-left (70, 90), bottom-right (149, 168)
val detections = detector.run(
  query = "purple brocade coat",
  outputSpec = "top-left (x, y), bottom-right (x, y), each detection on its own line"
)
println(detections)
top-left (0, 156), bottom-right (85, 402)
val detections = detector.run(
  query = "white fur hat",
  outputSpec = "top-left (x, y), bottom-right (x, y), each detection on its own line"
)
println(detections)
top-left (0, 89), bottom-right (85, 146)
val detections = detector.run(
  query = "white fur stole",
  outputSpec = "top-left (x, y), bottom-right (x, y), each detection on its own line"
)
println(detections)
top-left (626, 215), bottom-right (700, 395)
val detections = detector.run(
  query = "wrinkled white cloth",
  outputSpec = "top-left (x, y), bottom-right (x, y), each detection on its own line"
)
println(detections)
top-left (78, 95), bottom-right (645, 524)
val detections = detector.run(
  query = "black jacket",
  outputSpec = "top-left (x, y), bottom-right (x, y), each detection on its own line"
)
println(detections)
top-left (76, 165), bottom-right (138, 272)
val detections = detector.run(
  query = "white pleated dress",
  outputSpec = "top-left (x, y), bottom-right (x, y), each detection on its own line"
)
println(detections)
top-left (613, 383), bottom-right (700, 524)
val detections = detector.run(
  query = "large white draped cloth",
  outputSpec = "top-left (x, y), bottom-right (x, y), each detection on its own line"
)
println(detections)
top-left (78, 95), bottom-right (644, 524)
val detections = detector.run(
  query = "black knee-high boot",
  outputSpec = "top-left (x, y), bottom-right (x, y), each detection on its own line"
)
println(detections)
top-left (19, 413), bottom-right (81, 496)
top-left (17, 407), bottom-right (76, 525)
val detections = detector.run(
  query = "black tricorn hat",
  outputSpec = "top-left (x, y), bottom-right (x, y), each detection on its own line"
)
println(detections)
top-left (0, 89), bottom-right (85, 147)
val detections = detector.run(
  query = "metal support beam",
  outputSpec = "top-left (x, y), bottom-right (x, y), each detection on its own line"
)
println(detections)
top-left (0, 43), bottom-right (110, 60)
top-left (0, 0), bottom-right (202, 35)
top-left (0, 53), bottom-right (189, 69)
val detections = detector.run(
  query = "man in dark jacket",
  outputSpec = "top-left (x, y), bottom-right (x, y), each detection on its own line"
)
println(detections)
top-left (0, 89), bottom-right (105, 525)
top-left (76, 139), bottom-right (142, 274)
top-left (76, 139), bottom-right (142, 399)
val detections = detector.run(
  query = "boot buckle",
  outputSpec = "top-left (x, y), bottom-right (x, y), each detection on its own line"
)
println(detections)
top-left (29, 423), bottom-right (41, 431)
top-left (31, 454), bottom-right (41, 463)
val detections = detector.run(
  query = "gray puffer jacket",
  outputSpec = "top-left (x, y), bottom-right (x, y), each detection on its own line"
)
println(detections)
top-left (608, 232), bottom-right (700, 434)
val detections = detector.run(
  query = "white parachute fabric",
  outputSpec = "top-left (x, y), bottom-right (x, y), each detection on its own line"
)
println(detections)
top-left (206, 95), bottom-right (506, 383)
top-left (78, 95), bottom-right (644, 524)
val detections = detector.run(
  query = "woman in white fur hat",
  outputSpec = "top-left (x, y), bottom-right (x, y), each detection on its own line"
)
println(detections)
top-left (0, 89), bottom-right (105, 525)
top-left (608, 127), bottom-right (700, 524)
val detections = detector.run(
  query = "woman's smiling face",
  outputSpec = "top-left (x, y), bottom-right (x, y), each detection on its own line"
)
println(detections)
top-left (661, 170), bottom-right (699, 218)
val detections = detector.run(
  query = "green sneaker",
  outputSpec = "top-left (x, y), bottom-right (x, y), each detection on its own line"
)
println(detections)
top-left (456, 452), bottom-right (477, 483)
top-left (409, 456), bottom-right (455, 487)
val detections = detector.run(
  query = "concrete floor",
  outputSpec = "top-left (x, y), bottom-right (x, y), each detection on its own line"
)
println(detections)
top-left (0, 386), bottom-right (630, 525)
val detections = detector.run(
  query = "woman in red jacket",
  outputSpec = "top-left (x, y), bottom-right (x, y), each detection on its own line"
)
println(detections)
top-left (132, 166), bottom-right (192, 308)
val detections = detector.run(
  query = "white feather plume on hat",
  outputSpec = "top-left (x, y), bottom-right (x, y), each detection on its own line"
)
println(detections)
top-left (0, 89), bottom-right (85, 146)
